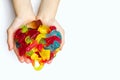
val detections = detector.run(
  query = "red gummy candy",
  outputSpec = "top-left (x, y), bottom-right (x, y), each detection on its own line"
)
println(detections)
top-left (45, 36), bottom-right (61, 46)
top-left (18, 43), bottom-right (28, 56)
top-left (18, 47), bottom-right (26, 56)
top-left (37, 44), bottom-right (43, 51)
top-left (49, 26), bottom-right (56, 31)
top-left (27, 29), bottom-right (40, 39)
top-left (26, 40), bottom-right (38, 52)
top-left (14, 29), bottom-right (22, 39)
top-left (18, 33), bottom-right (26, 43)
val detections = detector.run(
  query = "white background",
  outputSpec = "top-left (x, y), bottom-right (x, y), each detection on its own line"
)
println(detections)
top-left (0, 0), bottom-right (120, 80)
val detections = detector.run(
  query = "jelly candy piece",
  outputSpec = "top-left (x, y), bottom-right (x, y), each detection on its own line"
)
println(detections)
top-left (32, 60), bottom-right (44, 71)
top-left (49, 30), bottom-right (62, 39)
top-left (39, 38), bottom-right (46, 44)
top-left (15, 41), bottom-right (20, 48)
top-left (39, 34), bottom-right (46, 38)
top-left (45, 44), bottom-right (55, 51)
top-left (38, 25), bottom-right (49, 34)
top-left (26, 40), bottom-right (38, 52)
top-left (35, 34), bottom-right (46, 43)
top-left (50, 52), bottom-right (55, 60)
top-left (45, 41), bottom-right (60, 51)
top-left (32, 48), bottom-right (39, 53)
top-left (27, 29), bottom-right (40, 39)
top-left (45, 36), bottom-right (61, 46)
top-left (21, 25), bottom-right (28, 33)
top-left (37, 44), bottom-right (43, 51)
top-left (35, 52), bottom-right (41, 58)
top-left (35, 34), bottom-right (41, 43)
top-left (41, 60), bottom-right (48, 63)
top-left (53, 36), bottom-right (61, 43)
top-left (17, 33), bottom-right (26, 43)
top-left (31, 53), bottom-right (38, 60)
top-left (14, 29), bottom-right (22, 39)
top-left (25, 36), bottom-right (32, 44)
top-left (18, 46), bottom-right (26, 56)
top-left (26, 20), bottom-right (42, 29)
top-left (40, 49), bottom-right (50, 60)
top-left (26, 50), bottom-right (34, 56)
top-left (18, 41), bottom-right (28, 56)
top-left (53, 41), bottom-right (60, 50)
top-left (45, 36), bottom-right (54, 46)
top-left (49, 26), bottom-right (56, 31)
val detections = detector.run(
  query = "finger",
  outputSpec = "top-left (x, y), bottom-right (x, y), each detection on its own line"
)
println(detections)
top-left (7, 18), bottom-right (22, 50)
top-left (60, 35), bottom-right (65, 50)
top-left (7, 28), bottom-right (14, 50)
top-left (13, 45), bottom-right (24, 63)
top-left (24, 57), bottom-right (31, 64)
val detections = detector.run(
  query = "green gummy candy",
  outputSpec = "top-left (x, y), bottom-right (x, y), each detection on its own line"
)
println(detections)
top-left (21, 25), bottom-right (28, 33)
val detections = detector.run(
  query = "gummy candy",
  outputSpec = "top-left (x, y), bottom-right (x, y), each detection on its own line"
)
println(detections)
top-left (49, 26), bottom-right (56, 31)
top-left (38, 25), bottom-right (49, 34)
top-left (26, 20), bottom-right (42, 29)
top-left (14, 20), bottom-right (62, 71)
top-left (21, 25), bottom-right (28, 33)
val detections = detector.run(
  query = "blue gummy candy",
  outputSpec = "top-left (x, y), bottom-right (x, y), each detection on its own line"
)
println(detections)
top-left (47, 30), bottom-right (62, 39)
top-left (53, 41), bottom-right (60, 50)
top-left (45, 44), bottom-right (55, 51)
top-left (45, 41), bottom-right (60, 51)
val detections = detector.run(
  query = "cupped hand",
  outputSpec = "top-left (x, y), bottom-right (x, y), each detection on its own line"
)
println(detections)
top-left (37, 17), bottom-right (65, 50)
top-left (7, 16), bottom-right (35, 63)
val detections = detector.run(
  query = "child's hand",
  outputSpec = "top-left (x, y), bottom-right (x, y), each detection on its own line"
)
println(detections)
top-left (7, 16), bottom-right (35, 63)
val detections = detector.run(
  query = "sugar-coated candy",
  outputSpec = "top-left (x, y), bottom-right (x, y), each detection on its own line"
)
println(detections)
top-left (14, 20), bottom-right (62, 71)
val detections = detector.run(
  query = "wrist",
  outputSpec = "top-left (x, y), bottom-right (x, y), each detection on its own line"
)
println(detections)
top-left (16, 14), bottom-right (35, 22)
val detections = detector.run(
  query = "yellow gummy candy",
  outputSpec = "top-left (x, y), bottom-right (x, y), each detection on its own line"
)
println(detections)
top-left (35, 34), bottom-right (46, 43)
top-left (39, 49), bottom-right (50, 60)
top-left (33, 60), bottom-right (44, 71)
top-left (32, 48), bottom-right (39, 52)
top-left (38, 25), bottom-right (49, 34)
top-left (31, 53), bottom-right (38, 60)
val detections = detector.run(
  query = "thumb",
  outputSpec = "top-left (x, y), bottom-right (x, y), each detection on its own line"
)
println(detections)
top-left (7, 18), bottom-right (23, 51)
top-left (7, 28), bottom-right (14, 51)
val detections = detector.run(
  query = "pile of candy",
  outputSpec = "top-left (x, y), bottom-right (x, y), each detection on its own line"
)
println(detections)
top-left (14, 20), bottom-right (62, 71)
